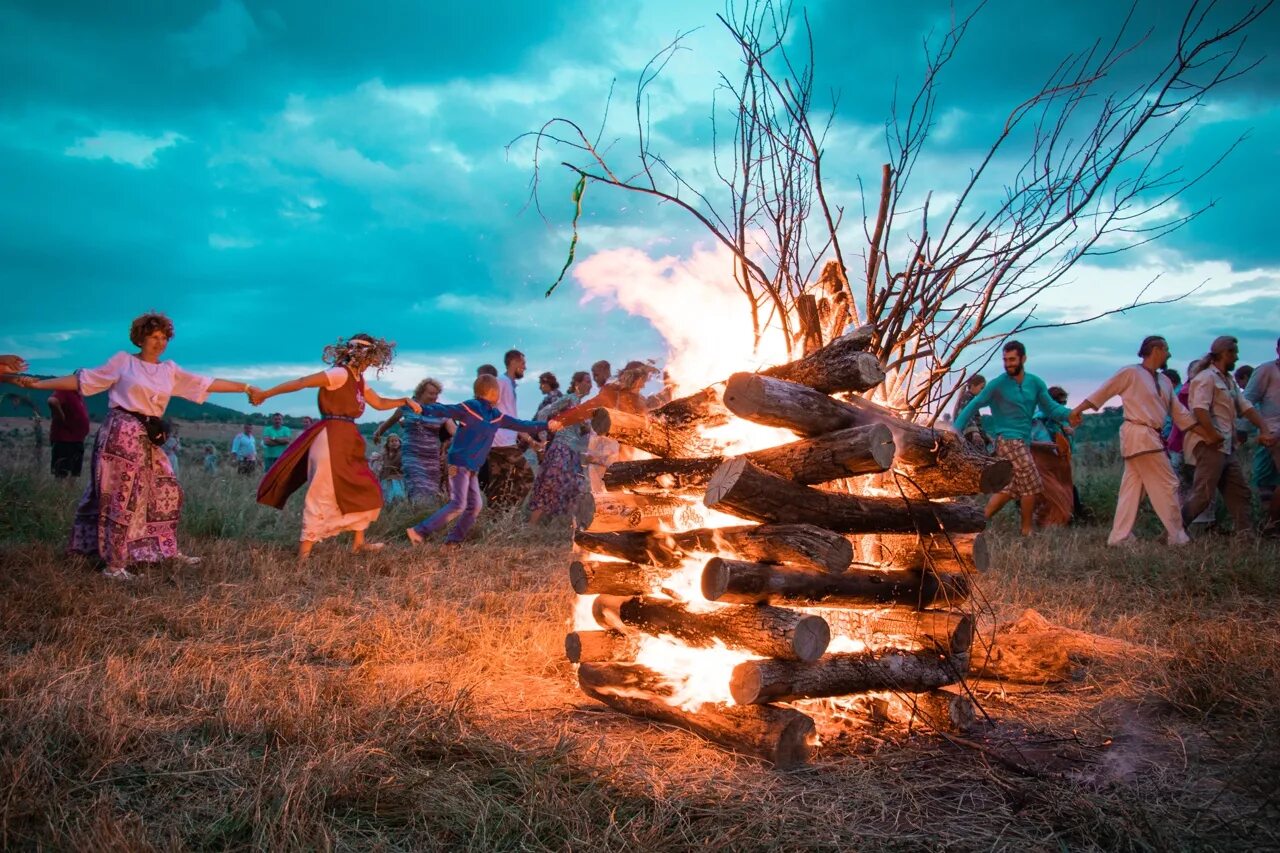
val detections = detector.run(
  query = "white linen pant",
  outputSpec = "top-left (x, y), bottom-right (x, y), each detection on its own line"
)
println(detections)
top-left (1109, 451), bottom-right (1188, 545)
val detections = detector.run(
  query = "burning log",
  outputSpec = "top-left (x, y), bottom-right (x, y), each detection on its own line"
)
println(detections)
top-left (742, 424), bottom-right (895, 483)
top-left (577, 663), bottom-right (816, 767)
top-left (704, 458), bottom-right (986, 534)
top-left (602, 424), bottom-right (895, 495)
top-left (569, 560), bottom-right (671, 596)
top-left (574, 529), bottom-right (682, 568)
top-left (761, 324), bottom-right (882, 393)
top-left (592, 595), bottom-right (830, 662)
top-left (565, 630), bottom-right (641, 663)
top-left (723, 374), bottom-right (1011, 496)
top-left (603, 457), bottom-right (722, 496)
top-left (729, 649), bottom-right (968, 705)
top-left (821, 609), bottom-right (976, 656)
top-left (574, 492), bottom-right (705, 533)
top-left (651, 384), bottom-right (731, 432)
top-left (590, 408), bottom-right (718, 459)
top-left (575, 524), bottom-right (853, 574)
top-left (724, 372), bottom-right (865, 436)
top-left (701, 559), bottom-right (970, 609)
top-left (851, 532), bottom-right (990, 574)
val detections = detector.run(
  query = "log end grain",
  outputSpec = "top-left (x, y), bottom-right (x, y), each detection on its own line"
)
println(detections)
top-left (569, 560), bottom-right (589, 595)
top-left (703, 456), bottom-right (748, 511)
top-left (565, 631), bottom-right (583, 662)
top-left (862, 423), bottom-right (897, 472)
top-left (730, 664), bottom-right (768, 705)
top-left (977, 457), bottom-right (1014, 494)
top-left (723, 373), bottom-right (765, 420)
top-left (792, 614), bottom-right (832, 662)
top-left (700, 557), bottom-right (731, 602)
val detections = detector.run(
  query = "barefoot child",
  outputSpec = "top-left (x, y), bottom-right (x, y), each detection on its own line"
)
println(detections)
top-left (252, 333), bottom-right (421, 559)
top-left (406, 374), bottom-right (546, 546)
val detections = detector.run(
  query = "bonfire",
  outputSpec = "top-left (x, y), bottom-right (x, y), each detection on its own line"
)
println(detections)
top-left (563, 324), bottom-right (1015, 766)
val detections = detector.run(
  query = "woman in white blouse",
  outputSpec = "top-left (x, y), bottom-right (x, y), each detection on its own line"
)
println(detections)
top-left (20, 313), bottom-right (259, 580)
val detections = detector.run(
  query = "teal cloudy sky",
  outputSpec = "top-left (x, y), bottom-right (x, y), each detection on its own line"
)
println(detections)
top-left (2, 0), bottom-right (1277, 417)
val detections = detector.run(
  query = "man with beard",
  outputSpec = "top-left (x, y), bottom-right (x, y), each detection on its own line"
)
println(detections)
top-left (1181, 335), bottom-right (1275, 535)
top-left (955, 340), bottom-right (1072, 536)
top-left (1068, 336), bottom-right (1202, 546)
top-left (484, 349), bottom-right (536, 507)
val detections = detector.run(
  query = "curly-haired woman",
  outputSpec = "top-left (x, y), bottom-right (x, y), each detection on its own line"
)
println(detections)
top-left (18, 312), bottom-right (259, 580)
top-left (252, 333), bottom-right (420, 559)
top-left (372, 377), bottom-right (456, 504)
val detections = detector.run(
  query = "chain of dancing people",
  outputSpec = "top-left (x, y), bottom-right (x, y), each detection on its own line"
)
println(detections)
top-left (1, 313), bottom-right (1277, 580)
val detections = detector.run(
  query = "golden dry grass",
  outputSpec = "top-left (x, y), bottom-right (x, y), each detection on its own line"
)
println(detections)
top-left (0, 456), bottom-right (1277, 850)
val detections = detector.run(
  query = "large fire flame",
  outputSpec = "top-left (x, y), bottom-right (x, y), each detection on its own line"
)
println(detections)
top-left (571, 244), bottom-right (916, 719)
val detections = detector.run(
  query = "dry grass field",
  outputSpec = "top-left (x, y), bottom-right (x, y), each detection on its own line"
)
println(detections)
top-left (0, 449), bottom-right (1277, 851)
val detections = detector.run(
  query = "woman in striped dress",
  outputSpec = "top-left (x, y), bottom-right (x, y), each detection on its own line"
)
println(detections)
top-left (373, 377), bottom-right (456, 504)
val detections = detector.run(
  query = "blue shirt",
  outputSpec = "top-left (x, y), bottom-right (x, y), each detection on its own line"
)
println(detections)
top-left (955, 372), bottom-right (1070, 442)
top-left (418, 397), bottom-right (546, 471)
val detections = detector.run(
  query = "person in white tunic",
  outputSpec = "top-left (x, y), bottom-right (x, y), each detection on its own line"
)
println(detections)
top-left (1068, 336), bottom-right (1206, 546)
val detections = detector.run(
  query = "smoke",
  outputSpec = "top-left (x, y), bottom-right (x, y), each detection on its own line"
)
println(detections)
top-left (574, 242), bottom-right (789, 395)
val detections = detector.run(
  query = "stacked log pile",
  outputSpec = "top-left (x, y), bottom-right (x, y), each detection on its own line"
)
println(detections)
top-left (567, 326), bottom-right (1010, 767)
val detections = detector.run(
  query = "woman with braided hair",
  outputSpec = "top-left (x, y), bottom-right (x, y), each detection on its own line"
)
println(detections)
top-left (252, 333), bottom-right (420, 560)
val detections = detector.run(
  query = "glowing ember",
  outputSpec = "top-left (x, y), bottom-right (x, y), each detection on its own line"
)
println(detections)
top-left (634, 635), bottom-right (756, 710)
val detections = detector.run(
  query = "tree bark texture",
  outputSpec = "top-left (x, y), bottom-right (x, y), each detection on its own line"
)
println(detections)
top-left (850, 532), bottom-right (989, 574)
top-left (569, 559), bottom-right (674, 596)
top-left (761, 325), bottom-right (881, 393)
top-left (730, 649), bottom-right (968, 705)
top-left (574, 524), bottom-right (853, 574)
top-left (575, 491), bottom-right (705, 533)
top-left (820, 609), bottom-right (975, 656)
top-left (701, 558), bottom-right (970, 609)
top-left (577, 663), bottom-right (816, 767)
top-left (650, 384), bottom-right (731, 433)
top-left (601, 425), bottom-right (894, 494)
top-left (590, 408), bottom-right (719, 458)
top-left (704, 458), bottom-right (986, 534)
top-left (723, 374), bottom-right (1009, 496)
top-left (591, 595), bottom-right (830, 662)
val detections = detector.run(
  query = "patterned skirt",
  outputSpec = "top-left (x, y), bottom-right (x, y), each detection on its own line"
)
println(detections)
top-left (69, 410), bottom-right (182, 568)
top-left (527, 441), bottom-right (583, 517)
top-left (402, 421), bottom-right (444, 504)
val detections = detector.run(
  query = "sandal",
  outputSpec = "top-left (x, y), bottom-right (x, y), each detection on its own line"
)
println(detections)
top-left (173, 553), bottom-right (202, 565)
top-left (102, 567), bottom-right (140, 582)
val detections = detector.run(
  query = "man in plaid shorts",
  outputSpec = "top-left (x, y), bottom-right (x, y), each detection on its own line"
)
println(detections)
top-left (955, 340), bottom-right (1072, 536)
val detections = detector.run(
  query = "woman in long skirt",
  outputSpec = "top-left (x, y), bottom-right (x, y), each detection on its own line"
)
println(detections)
top-left (372, 378), bottom-right (455, 504)
top-left (253, 333), bottom-right (419, 559)
top-left (18, 313), bottom-right (258, 580)
top-left (529, 371), bottom-right (593, 523)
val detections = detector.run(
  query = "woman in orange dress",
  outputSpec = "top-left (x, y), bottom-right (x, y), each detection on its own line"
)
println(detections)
top-left (253, 334), bottom-right (420, 559)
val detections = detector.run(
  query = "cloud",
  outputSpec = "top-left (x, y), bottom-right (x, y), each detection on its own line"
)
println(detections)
top-left (64, 130), bottom-right (187, 168)
top-left (170, 0), bottom-right (260, 70)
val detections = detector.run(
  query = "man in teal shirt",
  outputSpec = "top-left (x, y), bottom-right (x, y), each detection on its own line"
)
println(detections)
top-left (261, 412), bottom-right (293, 472)
top-left (955, 340), bottom-right (1072, 535)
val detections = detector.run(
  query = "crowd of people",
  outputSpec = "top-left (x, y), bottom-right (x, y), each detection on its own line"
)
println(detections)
top-left (950, 334), bottom-right (1278, 543)
top-left (1, 313), bottom-right (1276, 581)
top-left (0, 314), bottom-right (674, 579)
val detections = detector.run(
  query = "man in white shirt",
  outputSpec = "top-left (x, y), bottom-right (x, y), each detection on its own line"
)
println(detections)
top-left (1181, 335), bottom-right (1275, 534)
top-left (1243, 335), bottom-right (1280, 531)
top-left (492, 350), bottom-right (524, 448)
top-left (1069, 336), bottom-right (1203, 546)
top-left (231, 423), bottom-right (258, 474)
top-left (484, 349), bottom-right (535, 506)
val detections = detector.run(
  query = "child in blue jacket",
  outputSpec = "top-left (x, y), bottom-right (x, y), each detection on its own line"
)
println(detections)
top-left (406, 374), bottom-right (547, 545)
